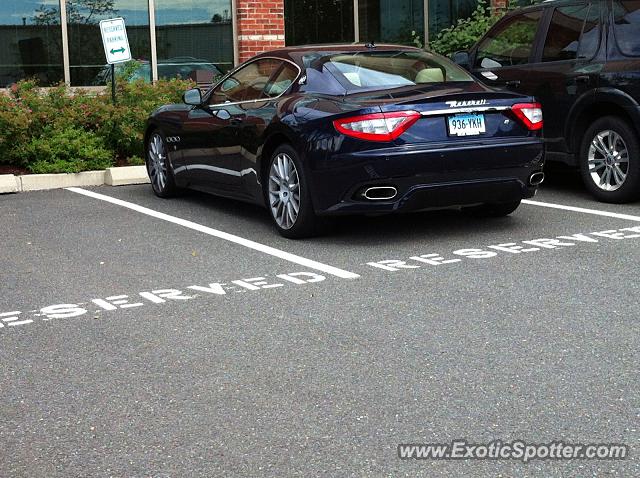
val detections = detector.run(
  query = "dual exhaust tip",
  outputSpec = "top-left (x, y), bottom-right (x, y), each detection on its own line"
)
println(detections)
top-left (361, 173), bottom-right (543, 202)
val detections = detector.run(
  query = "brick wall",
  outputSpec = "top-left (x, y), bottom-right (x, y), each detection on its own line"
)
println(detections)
top-left (236, 0), bottom-right (285, 64)
top-left (491, 0), bottom-right (509, 11)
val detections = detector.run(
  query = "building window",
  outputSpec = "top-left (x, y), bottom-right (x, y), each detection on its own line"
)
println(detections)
top-left (429, 0), bottom-right (477, 42)
top-left (67, 0), bottom-right (152, 86)
top-left (154, 0), bottom-right (234, 79)
top-left (285, 0), bottom-right (355, 46)
top-left (359, 0), bottom-right (424, 45)
top-left (0, 0), bottom-right (64, 87)
top-left (284, 0), bottom-right (481, 47)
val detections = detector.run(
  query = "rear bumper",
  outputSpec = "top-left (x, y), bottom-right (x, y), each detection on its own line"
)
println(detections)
top-left (320, 179), bottom-right (536, 215)
top-left (308, 138), bottom-right (544, 215)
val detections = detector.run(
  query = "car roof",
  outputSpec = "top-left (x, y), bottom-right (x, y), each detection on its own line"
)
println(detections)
top-left (272, 43), bottom-right (420, 53)
top-left (491, 0), bottom-right (598, 23)
top-left (253, 43), bottom-right (422, 66)
top-left (522, 0), bottom-right (595, 9)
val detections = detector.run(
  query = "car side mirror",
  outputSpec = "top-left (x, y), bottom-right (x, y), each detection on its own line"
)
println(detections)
top-left (183, 88), bottom-right (202, 106)
top-left (452, 51), bottom-right (470, 70)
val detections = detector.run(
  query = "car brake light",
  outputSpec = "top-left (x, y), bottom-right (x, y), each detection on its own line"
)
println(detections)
top-left (511, 103), bottom-right (543, 131)
top-left (333, 111), bottom-right (421, 142)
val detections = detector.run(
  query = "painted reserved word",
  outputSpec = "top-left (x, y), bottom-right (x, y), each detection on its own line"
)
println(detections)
top-left (0, 272), bottom-right (326, 331)
top-left (366, 226), bottom-right (640, 271)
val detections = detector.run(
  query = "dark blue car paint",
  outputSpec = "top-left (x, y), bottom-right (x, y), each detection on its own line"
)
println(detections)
top-left (146, 45), bottom-right (544, 215)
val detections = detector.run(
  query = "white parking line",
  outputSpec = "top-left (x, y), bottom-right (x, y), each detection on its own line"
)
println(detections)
top-left (522, 199), bottom-right (640, 222)
top-left (66, 187), bottom-right (360, 280)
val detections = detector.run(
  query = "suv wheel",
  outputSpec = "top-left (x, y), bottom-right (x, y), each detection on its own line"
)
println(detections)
top-left (579, 116), bottom-right (640, 203)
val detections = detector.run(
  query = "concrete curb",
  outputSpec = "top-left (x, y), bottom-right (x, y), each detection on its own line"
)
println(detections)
top-left (21, 171), bottom-right (106, 192)
top-left (105, 166), bottom-right (150, 186)
top-left (0, 174), bottom-right (20, 194)
top-left (0, 166), bottom-right (150, 194)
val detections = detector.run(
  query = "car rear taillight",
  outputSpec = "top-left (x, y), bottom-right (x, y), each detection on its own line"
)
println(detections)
top-left (333, 111), bottom-right (421, 142)
top-left (511, 103), bottom-right (543, 131)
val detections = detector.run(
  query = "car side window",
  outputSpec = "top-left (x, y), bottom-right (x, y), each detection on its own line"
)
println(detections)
top-left (263, 63), bottom-right (299, 97)
top-left (474, 10), bottom-right (543, 69)
top-left (542, 4), bottom-right (600, 62)
top-left (613, 0), bottom-right (640, 56)
top-left (209, 59), bottom-right (283, 105)
top-left (578, 3), bottom-right (601, 59)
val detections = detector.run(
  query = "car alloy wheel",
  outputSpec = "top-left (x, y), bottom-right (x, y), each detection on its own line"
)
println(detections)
top-left (268, 152), bottom-right (301, 230)
top-left (588, 129), bottom-right (629, 192)
top-left (148, 133), bottom-right (168, 194)
top-left (580, 116), bottom-right (640, 203)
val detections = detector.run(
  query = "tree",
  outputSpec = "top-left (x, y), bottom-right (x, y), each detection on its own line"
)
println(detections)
top-left (34, 0), bottom-right (118, 26)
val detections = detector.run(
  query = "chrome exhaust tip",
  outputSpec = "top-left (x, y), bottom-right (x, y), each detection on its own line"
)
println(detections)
top-left (529, 172), bottom-right (545, 186)
top-left (362, 186), bottom-right (398, 201)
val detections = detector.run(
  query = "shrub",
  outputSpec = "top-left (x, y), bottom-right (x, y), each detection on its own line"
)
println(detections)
top-left (0, 65), bottom-right (194, 174)
top-left (430, 1), bottom-right (526, 57)
top-left (23, 127), bottom-right (114, 174)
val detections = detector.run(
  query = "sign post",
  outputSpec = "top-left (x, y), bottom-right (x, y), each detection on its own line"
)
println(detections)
top-left (99, 18), bottom-right (132, 104)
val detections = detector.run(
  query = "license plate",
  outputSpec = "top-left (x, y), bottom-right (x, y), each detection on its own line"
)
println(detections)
top-left (447, 114), bottom-right (486, 136)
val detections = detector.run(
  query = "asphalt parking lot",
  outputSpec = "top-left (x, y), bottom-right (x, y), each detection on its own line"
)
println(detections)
top-left (1, 169), bottom-right (639, 477)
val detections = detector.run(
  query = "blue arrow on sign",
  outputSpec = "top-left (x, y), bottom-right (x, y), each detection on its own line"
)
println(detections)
top-left (110, 47), bottom-right (126, 55)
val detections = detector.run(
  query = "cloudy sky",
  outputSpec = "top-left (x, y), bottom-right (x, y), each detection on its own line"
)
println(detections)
top-left (1, 0), bottom-right (232, 26)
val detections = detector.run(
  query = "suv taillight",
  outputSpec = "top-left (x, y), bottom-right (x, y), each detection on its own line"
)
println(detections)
top-left (511, 103), bottom-right (543, 131)
top-left (333, 111), bottom-right (421, 142)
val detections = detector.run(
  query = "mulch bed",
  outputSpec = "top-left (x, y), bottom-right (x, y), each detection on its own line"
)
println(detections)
top-left (0, 165), bottom-right (29, 175)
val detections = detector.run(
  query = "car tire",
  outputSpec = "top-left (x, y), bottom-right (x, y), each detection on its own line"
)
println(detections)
top-left (146, 130), bottom-right (179, 198)
top-left (265, 144), bottom-right (323, 239)
top-left (464, 200), bottom-right (521, 217)
top-left (579, 116), bottom-right (640, 203)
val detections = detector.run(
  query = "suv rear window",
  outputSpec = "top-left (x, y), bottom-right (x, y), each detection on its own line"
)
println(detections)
top-left (323, 51), bottom-right (473, 90)
top-left (613, 0), bottom-right (640, 56)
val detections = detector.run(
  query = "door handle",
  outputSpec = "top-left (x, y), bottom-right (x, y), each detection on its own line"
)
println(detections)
top-left (505, 80), bottom-right (521, 88)
top-left (576, 75), bottom-right (590, 83)
top-left (230, 117), bottom-right (243, 125)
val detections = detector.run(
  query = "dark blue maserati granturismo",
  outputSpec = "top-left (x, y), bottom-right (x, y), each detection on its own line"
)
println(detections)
top-left (145, 44), bottom-right (545, 238)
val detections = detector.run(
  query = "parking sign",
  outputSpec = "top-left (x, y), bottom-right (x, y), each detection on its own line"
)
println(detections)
top-left (99, 18), bottom-right (132, 64)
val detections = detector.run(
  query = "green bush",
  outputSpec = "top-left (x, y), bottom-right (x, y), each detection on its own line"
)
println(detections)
top-left (0, 65), bottom-right (194, 174)
top-left (24, 127), bottom-right (114, 174)
top-left (430, 1), bottom-right (526, 57)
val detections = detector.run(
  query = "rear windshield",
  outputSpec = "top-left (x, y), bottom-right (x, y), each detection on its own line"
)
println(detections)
top-left (323, 51), bottom-right (474, 90)
top-left (613, 1), bottom-right (640, 56)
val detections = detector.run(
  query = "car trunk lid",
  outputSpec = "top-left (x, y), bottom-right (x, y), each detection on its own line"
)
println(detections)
top-left (343, 83), bottom-right (538, 143)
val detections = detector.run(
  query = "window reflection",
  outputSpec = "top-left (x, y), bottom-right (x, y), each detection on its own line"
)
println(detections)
top-left (359, 0), bottom-right (424, 45)
top-left (474, 10), bottom-right (542, 68)
top-left (0, 0), bottom-right (63, 87)
top-left (429, 0), bottom-right (477, 42)
top-left (614, 0), bottom-right (640, 56)
top-left (67, 0), bottom-right (151, 86)
top-left (285, 0), bottom-right (354, 45)
top-left (155, 0), bottom-right (234, 79)
top-left (285, 0), bottom-right (480, 47)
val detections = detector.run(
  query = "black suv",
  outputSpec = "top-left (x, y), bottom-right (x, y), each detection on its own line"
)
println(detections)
top-left (455, 0), bottom-right (640, 203)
